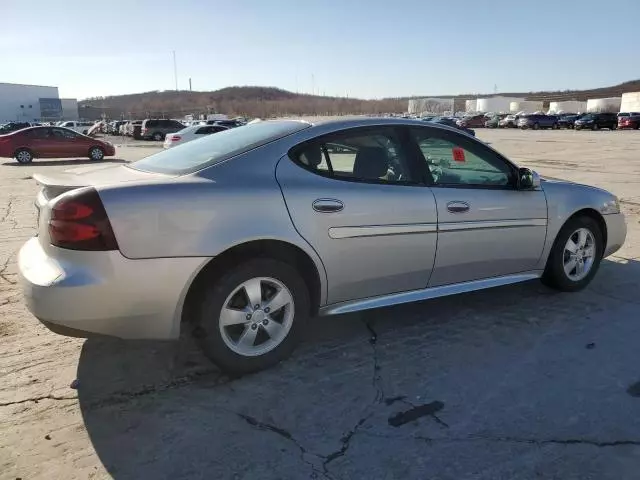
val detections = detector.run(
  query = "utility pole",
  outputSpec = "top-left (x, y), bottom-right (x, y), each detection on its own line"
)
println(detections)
top-left (189, 78), bottom-right (192, 91)
top-left (173, 51), bottom-right (178, 91)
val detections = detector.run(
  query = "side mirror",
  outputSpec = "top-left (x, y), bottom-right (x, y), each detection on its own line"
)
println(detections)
top-left (518, 167), bottom-right (541, 190)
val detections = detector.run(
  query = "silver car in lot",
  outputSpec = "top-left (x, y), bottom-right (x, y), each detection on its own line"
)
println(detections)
top-left (19, 118), bottom-right (626, 373)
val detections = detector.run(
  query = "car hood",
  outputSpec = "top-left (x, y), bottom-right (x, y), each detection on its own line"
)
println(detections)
top-left (541, 175), bottom-right (615, 198)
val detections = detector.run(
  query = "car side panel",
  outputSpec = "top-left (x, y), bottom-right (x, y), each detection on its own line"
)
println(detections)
top-left (96, 147), bottom-right (328, 304)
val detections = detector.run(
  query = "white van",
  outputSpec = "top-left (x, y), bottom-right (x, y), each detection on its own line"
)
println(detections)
top-left (58, 120), bottom-right (96, 135)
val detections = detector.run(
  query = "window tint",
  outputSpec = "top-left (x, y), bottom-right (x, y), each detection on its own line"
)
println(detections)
top-left (130, 120), bottom-right (310, 175)
top-left (293, 127), bottom-right (414, 184)
top-left (26, 128), bottom-right (48, 139)
top-left (411, 128), bottom-right (512, 188)
top-left (195, 126), bottom-right (213, 134)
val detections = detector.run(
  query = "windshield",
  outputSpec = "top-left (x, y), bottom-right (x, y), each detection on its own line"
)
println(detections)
top-left (580, 114), bottom-right (595, 120)
top-left (129, 120), bottom-right (310, 175)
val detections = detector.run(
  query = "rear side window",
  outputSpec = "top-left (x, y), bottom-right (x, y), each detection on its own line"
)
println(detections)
top-left (130, 121), bottom-right (310, 175)
top-left (292, 127), bottom-right (416, 184)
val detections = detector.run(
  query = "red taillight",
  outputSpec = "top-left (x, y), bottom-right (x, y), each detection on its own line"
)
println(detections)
top-left (48, 188), bottom-right (118, 251)
top-left (170, 135), bottom-right (181, 141)
top-left (141, 127), bottom-right (146, 134)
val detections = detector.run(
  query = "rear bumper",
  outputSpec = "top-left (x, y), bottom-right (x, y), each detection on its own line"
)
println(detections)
top-left (18, 237), bottom-right (208, 340)
top-left (603, 213), bottom-right (626, 258)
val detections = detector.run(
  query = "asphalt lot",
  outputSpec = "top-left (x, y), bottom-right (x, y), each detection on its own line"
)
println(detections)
top-left (2, 129), bottom-right (640, 480)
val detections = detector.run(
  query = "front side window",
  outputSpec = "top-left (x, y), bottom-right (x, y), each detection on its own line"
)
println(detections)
top-left (411, 128), bottom-right (513, 188)
top-left (293, 127), bottom-right (414, 184)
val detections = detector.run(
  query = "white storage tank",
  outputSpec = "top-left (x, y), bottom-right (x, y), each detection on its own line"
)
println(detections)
top-left (548, 101), bottom-right (588, 114)
top-left (586, 97), bottom-right (622, 113)
top-left (476, 96), bottom-right (524, 113)
top-left (620, 92), bottom-right (640, 113)
top-left (408, 99), bottom-right (418, 114)
top-left (465, 99), bottom-right (477, 112)
top-left (509, 101), bottom-right (543, 113)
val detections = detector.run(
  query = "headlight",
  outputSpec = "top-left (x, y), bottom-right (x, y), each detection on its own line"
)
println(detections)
top-left (601, 197), bottom-right (620, 214)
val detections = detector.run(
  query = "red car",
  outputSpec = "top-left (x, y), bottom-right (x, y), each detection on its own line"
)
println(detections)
top-left (618, 114), bottom-right (640, 130)
top-left (0, 126), bottom-right (115, 164)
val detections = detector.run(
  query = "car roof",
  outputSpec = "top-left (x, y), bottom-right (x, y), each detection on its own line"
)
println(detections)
top-left (309, 116), bottom-right (462, 134)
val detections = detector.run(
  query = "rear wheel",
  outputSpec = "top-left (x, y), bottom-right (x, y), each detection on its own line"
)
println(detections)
top-left (194, 258), bottom-right (310, 374)
top-left (15, 148), bottom-right (33, 164)
top-left (592, 123), bottom-right (599, 130)
top-left (542, 216), bottom-right (603, 292)
top-left (552, 123), bottom-right (558, 129)
top-left (152, 132), bottom-right (164, 141)
top-left (88, 146), bottom-right (104, 161)
top-left (533, 122), bottom-right (540, 130)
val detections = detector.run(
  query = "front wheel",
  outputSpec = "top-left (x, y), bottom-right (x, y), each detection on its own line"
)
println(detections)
top-left (194, 258), bottom-right (310, 374)
top-left (533, 122), bottom-right (540, 130)
top-left (592, 123), bottom-right (599, 131)
top-left (88, 146), bottom-right (105, 161)
top-left (542, 216), bottom-right (603, 292)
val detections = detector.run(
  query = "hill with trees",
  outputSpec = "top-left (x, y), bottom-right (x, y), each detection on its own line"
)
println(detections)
top-left (78, 80), bottom-right (640, 120)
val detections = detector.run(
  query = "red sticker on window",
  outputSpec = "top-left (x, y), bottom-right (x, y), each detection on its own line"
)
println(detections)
top-left (452, 147), bottom-right (465, 162)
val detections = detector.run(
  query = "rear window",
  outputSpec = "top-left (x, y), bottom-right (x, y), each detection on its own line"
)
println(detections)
top-left (129, 120), bottom-right (310, 175)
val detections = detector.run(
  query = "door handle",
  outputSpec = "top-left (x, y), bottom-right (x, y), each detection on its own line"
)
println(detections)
top-left (446, 201), bottom-right (470, 213)
top-left (313, 198), bottom-right (344, 213)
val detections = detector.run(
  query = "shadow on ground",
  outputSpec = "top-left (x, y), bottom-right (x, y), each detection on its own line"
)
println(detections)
top-left (76, 258), bottom-right (640, 479)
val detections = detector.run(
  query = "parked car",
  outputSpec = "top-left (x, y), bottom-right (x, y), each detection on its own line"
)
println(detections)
top-left (141, 119), bottom-right (186, 141)
top-left (456, 114), bottom-right (487, 128)
top-left (0, 122), bottom-right (32, 134)
top-left (58, 121), bottom-right (96, 135)
top-left (517, 114), bottom-right (559, 130)
top-left (206, 119), bottom-right (244, 128)
top-left (17, 118), bottom-right (626, 374)
top-left (429, 117), bottom-right (476, 136)
top-left (484, 114), bottom-right (508, 128)
top-left (163, 124), bottom-right (228, 148)
top-left (123, 120), bottom-right (143, 139)
top-left (498, 115), bottom-right (519, 128)
top-left (617, 112), bottom-right (640, 129)
top-left (574, 113), bottom-right (617, 130)
top-left (106, 120), bottom-right (127, 135)
top-left (0, 126), bottom-right (115, 163)
top-left (556, 114), bottom-right (581, 129)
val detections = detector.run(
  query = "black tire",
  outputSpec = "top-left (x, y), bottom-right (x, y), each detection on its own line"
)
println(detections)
top-left (88, 146), bottom-right (105, 161)
top-left (152, 132), bottom-right (164, 141)
top-left (610, 124), bottom-right (616, 131)
top-left (541, 216), bottom-right (604, 292)
top-left (552, 123), bottom-right (558, 130)
top-left (592, 123), bottom-right (598, 131)
top-left (194, 258), bottom-right (310, 374)
top-left (533, 122), bottom-right (540, 130)
top-left (635, 124), bottom-right (639, 130)
top-left (14, 148), bottom-right (33, 164)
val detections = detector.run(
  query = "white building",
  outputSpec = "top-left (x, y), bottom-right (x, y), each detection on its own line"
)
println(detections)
top-left (0, 82), bottom-right (62, 122)
top-left (548, 101), bottom-right (588, 114)
top-left (509, 101), bottom-right (543, 113)
top-left (465, 99), bottom-right (477, 112)
top-left (476, 96), bottom-right (524, 113)
top-left (620, 92), bottom-right (640, 113)
top-left (586, 97), bottom-right (621, 113)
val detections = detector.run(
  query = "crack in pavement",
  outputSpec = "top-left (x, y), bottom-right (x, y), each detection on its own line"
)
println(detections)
top-left (0, 257), bottom-right (17, 285)
top-left (359, 431), bottom-right (640, 449)
top-left (0, 393), bottom-right (78, 406)
top-left (364, 319), bottom-right (384, 404)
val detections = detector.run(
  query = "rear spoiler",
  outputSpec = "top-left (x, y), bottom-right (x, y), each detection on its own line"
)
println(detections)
top-left (32, 173), bottom-right (85, 189)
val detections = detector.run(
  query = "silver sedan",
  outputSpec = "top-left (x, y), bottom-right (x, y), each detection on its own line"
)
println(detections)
top-left (18, 118), bottom-right (626, 373)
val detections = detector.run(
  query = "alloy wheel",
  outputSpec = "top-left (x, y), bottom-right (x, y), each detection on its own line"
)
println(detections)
top-left (218, 277), bottom-right (295, 357)
top-left (563, 228), bottom-right (596, 281)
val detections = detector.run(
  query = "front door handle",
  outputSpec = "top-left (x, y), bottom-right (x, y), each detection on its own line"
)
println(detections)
top-left (446, 201), bottom-right (470, 213)
top-left (313, 198), bottom-right (344, 213)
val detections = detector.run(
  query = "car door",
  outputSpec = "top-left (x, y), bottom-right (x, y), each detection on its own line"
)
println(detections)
top-left (408, 126), bottom-right (548, 287)
top-left (276, 125), bottom-right (438, 305)
top-left (48, 128), bottom-right (82, 157)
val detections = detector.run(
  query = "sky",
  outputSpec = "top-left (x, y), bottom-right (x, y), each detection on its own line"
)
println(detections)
top-left (1, 0), bottom-right (639, 100)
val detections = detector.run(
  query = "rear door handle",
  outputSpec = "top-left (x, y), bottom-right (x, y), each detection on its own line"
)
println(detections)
top-left (446, 201), bottom-right (470, 213)
top-left (313, 198), bottom-right (344, 213)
